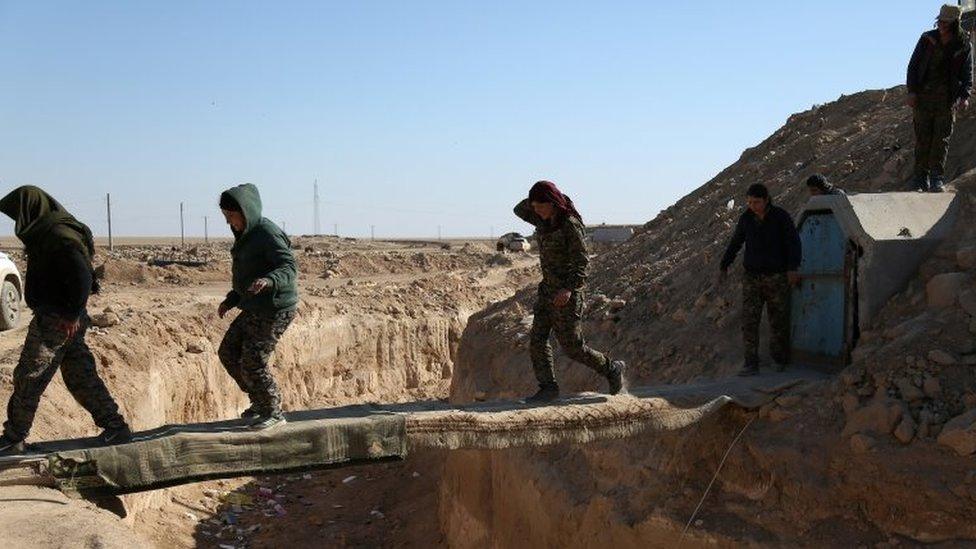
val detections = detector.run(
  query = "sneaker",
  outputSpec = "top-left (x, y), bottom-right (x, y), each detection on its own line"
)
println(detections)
top-left (911, 174), bottom-right (929, 192)
top-left (606, 360), bottom-right (627, 395)
top-left (98, 425), bottom-right (133, 446)
top-left (0, 434), bottom-right (26, 456)
top-left (737, 363), bottom-right (760, 377)
top-left (929, 176), bottom-right (946, 193)
top-left (525, 384), bottom-right (559, 404)
top-left (249, 414), bottom-right (286, 431)
top-left (240, 406), bottom-right (260, 420)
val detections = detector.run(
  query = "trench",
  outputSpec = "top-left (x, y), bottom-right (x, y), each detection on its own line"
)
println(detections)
top-left (0, 246), bottom-right (539, 547)
top-left (117, 298), bottom-right (476, 547)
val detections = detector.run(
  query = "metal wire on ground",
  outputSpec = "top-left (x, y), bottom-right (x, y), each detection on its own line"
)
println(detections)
top-left (681, 414), bottom-right (756, 538)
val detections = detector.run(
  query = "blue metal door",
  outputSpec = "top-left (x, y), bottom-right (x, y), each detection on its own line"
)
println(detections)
top-left (791, 212), bottom-right (848, 366)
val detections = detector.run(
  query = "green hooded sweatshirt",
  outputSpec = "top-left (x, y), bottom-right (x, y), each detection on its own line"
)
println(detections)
top-left (220, 184), bottom-right (298, 314)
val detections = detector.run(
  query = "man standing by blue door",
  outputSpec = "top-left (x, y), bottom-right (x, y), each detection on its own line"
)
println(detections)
top-left (720, 184), bottom-right (802, 376)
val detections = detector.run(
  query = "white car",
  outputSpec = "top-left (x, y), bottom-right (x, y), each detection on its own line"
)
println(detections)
top-left (0, 252), bottom-right (23, 330)
top-left (496, 232), bottom-right (530, 253)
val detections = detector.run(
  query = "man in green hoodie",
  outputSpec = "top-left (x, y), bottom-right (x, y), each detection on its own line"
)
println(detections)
top-left (217, 184), bottom-right (298, 430)
top-left (0, 186), bottom-right (131, 455)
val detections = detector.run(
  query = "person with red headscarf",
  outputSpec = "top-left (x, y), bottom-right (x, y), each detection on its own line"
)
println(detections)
top-left (514, 181), bottom-right (626, 403)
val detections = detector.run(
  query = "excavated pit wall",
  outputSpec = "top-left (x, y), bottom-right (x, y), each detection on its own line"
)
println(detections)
top-left (0, 293), bottom-right (472, 531)
top-left (115, 300), bottom-right (469, 517)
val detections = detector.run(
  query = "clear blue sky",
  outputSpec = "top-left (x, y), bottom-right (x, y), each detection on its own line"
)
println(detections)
top-left (0, 1), bottom-right (949, 238)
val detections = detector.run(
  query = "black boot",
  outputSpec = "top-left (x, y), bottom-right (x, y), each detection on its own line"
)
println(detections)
top-left (0, 434), bottom-right (26, 456)
top-left (240, 405), bottom-right (260, 420)
top-left (249, 412), bottom-right (287, 431)
top-left (606, 360), bottom-right (627, 395)
top-left (737, 363), bottom-right (760, 377)
top-left (98, 425), bottom-right (133, 446)
top-left (930, 175), bottom-right (946, 193)
top-left (911, 174), bottom-right (929, 192)
top-left (525, 383), bottom-right (559, 404)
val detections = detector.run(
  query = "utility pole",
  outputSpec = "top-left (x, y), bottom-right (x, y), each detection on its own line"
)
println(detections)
top-left (490, 225), bottom-right (494, 239)
top-left (180, 202), bottom-right (185, 247)
top-left (313, 179), bottom-right (321, 236)
top-left (106, 193), bottom-right (113, 252)
top-left (370, 225), bottom-right (375, 241)
top-left (437, 225), bottom-right (442, 241)
top-left (334, 223), bottom-right (338, 237)
top-left (204, 216), bottom-right (209, 244)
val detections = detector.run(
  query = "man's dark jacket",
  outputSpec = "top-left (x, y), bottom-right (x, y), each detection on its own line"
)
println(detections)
top-left (907, 29), bottom-right (974, 102)
top-left (219, 184), bottom-right (298, 314)
top-left (720, 205), bottom-right (802, 275)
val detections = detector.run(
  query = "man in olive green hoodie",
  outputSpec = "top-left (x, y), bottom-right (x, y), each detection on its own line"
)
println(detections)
top-left (217, 184), bottom-right (298, 430)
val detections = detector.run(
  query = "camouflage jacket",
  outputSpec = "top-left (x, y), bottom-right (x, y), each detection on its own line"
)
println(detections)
top-left (514, 199), bottom-right (588, 291)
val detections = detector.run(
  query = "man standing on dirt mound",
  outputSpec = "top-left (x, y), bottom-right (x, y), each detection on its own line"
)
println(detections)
top-left (719, 183), bottom-right (801, 377)
top-left (514, 180), bottom-right (625, 403)
top-left (906, 3), bottom-right (973, 193)
top-left (217, 184), bottom-right (298, 430)
top-left (0, 186), bottom-right (132, 455)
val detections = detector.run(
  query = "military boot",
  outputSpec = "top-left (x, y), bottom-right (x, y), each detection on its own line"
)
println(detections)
top-left (911, 174), bottom-right (929, 192)
top-left (0, 434), bottom-right (26, 456)
top-left (240, 406), bottom-right (260, 420)
top-left (737, 363), bottom-right (760, 377)
top-left (606, 360), bottom-right (627, 395)
top-left (525, 383), bottom-right (559, 404)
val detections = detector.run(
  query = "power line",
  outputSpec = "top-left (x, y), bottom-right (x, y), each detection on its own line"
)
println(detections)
top-left (313, 179), bottom-right (321, 236)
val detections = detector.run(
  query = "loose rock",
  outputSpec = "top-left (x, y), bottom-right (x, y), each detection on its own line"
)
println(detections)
top-left (90, 312), bottom-right (121, 328)
top-left (938, 410), bottom-right (976, 456)
top-left (926, 273), bottom-right (970, 308)
top-left (842, 398), bottom-right (903, 437)
top-left (894, 414), bottom-right (916, 444)
top-left (927, 350), bottom-right (956, 365)
top-left (850, 433), bottom-right (875, 454)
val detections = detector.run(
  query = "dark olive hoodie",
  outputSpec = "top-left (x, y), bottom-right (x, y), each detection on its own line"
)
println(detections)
top-left (219, 184), bottom-right (298, 314)
top-left (0, 186), bottom-right (98, 319)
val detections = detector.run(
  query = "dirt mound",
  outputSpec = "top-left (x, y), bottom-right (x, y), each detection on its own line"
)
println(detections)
top-left (445, 86), bottom-right (976, 545)
top-left (96, 258), bottom-right (151, 284)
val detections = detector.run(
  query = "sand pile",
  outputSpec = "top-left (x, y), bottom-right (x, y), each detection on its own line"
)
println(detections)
top-left (445, 85), bottom-right (976, 545)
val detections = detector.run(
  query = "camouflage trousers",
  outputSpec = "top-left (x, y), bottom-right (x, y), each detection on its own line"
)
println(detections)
top-left (530, 288), bottom-right (610, 386)
top-left (3, 312), bottom-right (127, 442)
top-left (742, 273), bottom-right (791, 367)
top-left (913, 100), bottom-right (955, 178)
top-left (218, 309), bottom-right (295, 415)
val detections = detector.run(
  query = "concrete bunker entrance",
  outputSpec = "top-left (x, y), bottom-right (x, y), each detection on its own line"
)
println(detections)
top-left (791, 192), bottom-right (959, 371)
top-left (791, 210), bottom-right (861, 369)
